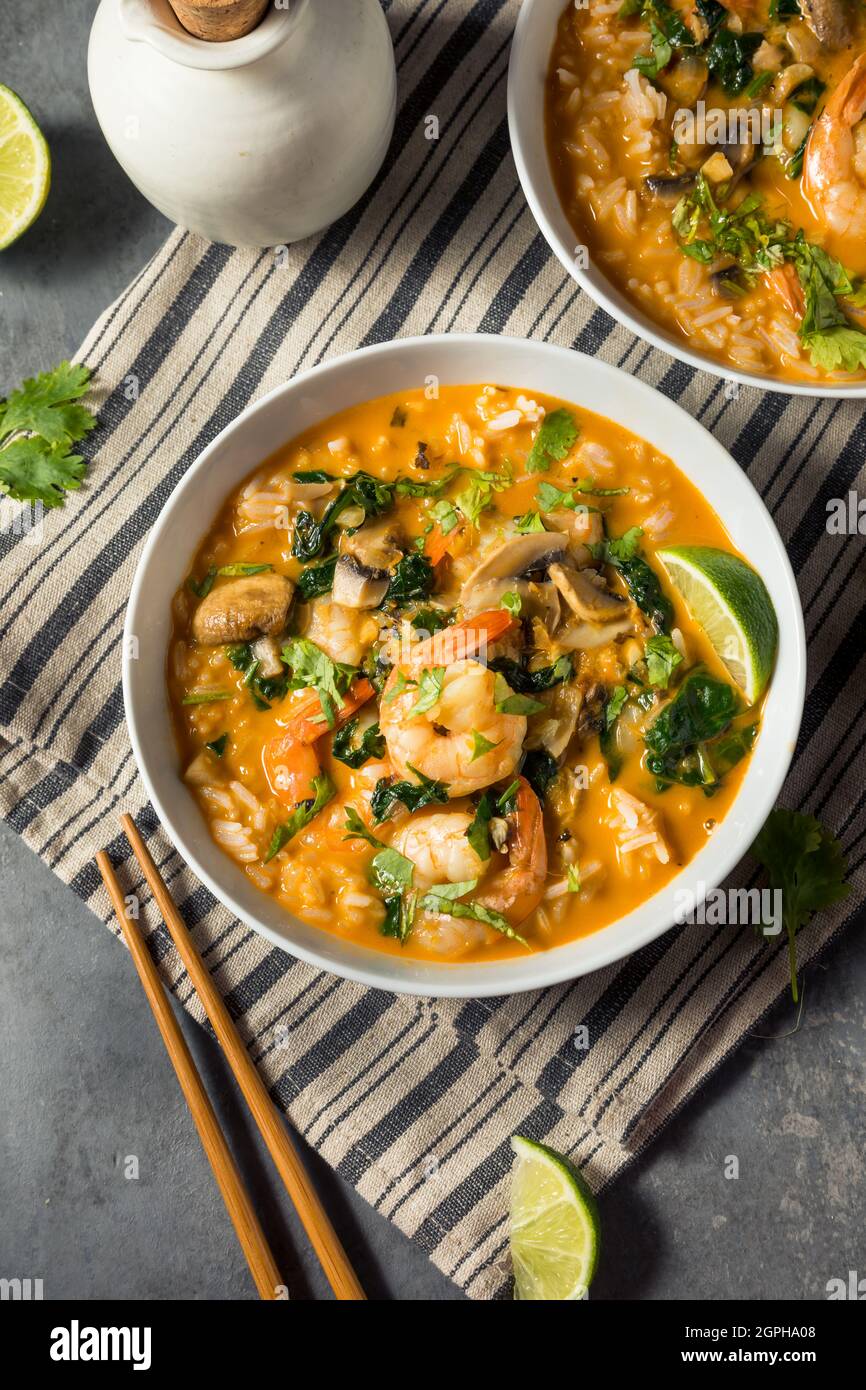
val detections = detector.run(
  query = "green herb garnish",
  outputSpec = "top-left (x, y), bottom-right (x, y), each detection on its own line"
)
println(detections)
top-left (265, 774), bottom-right (335, 861)
top-left (526, 409), bottom-right (579, 474)
top-left (0, 361), bottom-right (96, 509)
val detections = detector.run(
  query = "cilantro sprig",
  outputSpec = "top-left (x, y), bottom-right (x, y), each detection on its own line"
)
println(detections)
top-left (752, 810), bottom-right (850, 1003)
top-left (0, 361), bottom-right (97, 510)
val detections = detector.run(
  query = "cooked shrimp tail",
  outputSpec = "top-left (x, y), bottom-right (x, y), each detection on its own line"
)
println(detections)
top-left (477, 776), bottom-right (547, 927)
top-left (410, 607), bottom-right (516, 670)
top-left (283, 677), bottom-right (376, 744)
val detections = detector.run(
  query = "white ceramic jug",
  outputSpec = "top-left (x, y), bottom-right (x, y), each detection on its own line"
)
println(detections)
top-left (88, 0), bottom-right (397, 247)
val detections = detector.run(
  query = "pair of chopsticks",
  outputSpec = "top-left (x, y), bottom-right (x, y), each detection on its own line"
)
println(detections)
top-left (97, 813), bottom-right (365, 1302)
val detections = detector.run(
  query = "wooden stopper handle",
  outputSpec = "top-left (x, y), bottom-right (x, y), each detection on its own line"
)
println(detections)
top-left (167, 0), bottom-right (271, 42)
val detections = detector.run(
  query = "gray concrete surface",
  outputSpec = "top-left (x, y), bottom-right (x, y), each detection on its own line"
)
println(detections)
top-left (1, 0), bottom-right (864, 1302)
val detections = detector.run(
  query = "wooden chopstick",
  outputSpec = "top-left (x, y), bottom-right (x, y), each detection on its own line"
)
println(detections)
top-left (96, 850), bottom-right (284, 1301)
top-left (118, 813), bottom-right (366, 1302)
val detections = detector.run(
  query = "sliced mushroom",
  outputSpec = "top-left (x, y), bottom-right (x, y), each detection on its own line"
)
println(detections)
top-left (524, 683), bottom-right (583, 759)
top-left (800, 0), bottom-right (852, 52)
top-left (333, 553), bottom-right (391, 609)
top-left (191, 573), bottom-right (294, 646)
top-left (333, 516), bottom-right (403, 609)
top-left (460, 530), bottom-right (567, 606)
top-left (557, 614), bottom-right (634, 651)
top-left (548, 562), bottom-right (628, 623)
top-left (462, 576), bottom-right (560, 630)
top-left (643, 172), bottom-right (697, 204)
top-left (251, 635), bottom-right (285, 678)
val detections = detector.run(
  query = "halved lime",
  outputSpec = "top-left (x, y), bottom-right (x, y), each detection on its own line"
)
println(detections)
top-left (656, 545), bottom-right (778, 704)
top-left (0, 85), bottom-right (50, 250)
top-left (509, 1134), bottom-right (600, 1300)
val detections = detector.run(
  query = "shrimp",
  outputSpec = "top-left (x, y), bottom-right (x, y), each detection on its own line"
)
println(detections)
top-left (303, 597), bottom-right (379, 666)
top-left (396, 810), bottom-right (490, 890)
top-left (263, 736), bottom-right (320, 805)
top-left (765, 263), bottom-right (805, 319)
top-left (380, 609), bottom-right (523, 796)
top-left (476, 777), bottom-right (547, 927)
top-left (803, 54), bottom-right (866, 257)
top-left (382, 659), bottom-right (526, 796)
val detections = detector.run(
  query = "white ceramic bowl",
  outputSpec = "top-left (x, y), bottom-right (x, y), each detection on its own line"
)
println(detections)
top-left (508, 0), bottom-right (866, 399)
top-left (124, 335), bottom-right (806, 997)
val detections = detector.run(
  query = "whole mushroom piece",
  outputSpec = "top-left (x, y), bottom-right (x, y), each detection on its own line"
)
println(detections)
top-left (191, 573), bottom-right (294, 646)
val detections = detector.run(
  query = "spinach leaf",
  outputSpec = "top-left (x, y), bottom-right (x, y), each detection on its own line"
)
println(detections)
top-left (466, 793), bottom-right (494, 861)
top-left (644, 670), bottom-right (740, 790)
top-left (600, 685), bottom-right (628, 781)
top-left (206, 734), bottom-right (229, 758)
top-left (387, 552), bottom-right (435, 604)
top-left (410, 606), bottom-right (454, 633)
top-left (370, 765), bottom-right (450, 822)
top-left (522, 749), bottom-right (559, 801)
top-left (489, 654), bottom-right (572, 695)
top-left (226, 642), bottom-right (288, 710)
top-left (296, 554), bottom-right (338, 601)
top-left (493, 673), bottom-right (546, 717)
top-left (418, 882), bottom-right (528, 947)
top-left (332, 717), bottom-right (386, 769)
top-left (616, 555), bottom-right (674, 633)
top-left (292, 470), bottom-right (394, 561)
top-left (705, 30), bottom-right (763, 96)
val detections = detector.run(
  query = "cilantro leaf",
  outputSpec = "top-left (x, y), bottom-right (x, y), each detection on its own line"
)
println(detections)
top-left (332, 717), bottom-right (386, 769)
top-left (751, 809), bottom-right (850, 1002)
top-left (264, 774), bottom-right (335, 860)
top-left (343, 806), bottom-right (384, 847)
top-left (513, 509), bottom-right (546, 533)
top-left (282, 637), bottom-right (356, 729)
top-left (407, 666), bottom-right (445, 719)
top-left (500, 591), bottom-right (522, 618)
top-left (600, 684), bottom-right (628, 780)
top-left (469, 729), bottom-right (500, 762)
top-left (453, 465), bottom-right (513, 525)
top-left (645, 633), bottom-right (683, 689)
top-left (803, 326), bottom-right (866, 373)
top-left (526, 409), bottom-right (579, 474)
top-left (0, 439), bottom-right (87, 510)
top-left (0, 361), bottom-right (95, 445)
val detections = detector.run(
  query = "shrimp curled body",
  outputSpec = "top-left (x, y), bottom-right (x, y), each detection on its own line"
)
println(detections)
top-left (803, 54), bottom-right (866, 256)
top-left (380, 658), bottom-right (526, 796)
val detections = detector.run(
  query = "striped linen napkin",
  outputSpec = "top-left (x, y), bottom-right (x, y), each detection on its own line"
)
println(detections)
top-left (1, 0), bottom-right (863, 1299)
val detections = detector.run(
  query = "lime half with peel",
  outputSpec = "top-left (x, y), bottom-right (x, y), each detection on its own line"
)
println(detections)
top-left (509, 1135), bottom-right (600, 1300)
top-left (0, 85), bottom-right (50, 250)
top-left (656, 545), bottom-right (778, 704)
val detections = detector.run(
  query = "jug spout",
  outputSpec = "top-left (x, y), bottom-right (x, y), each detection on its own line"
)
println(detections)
top-left (119, 0), bottom-right (301, 70)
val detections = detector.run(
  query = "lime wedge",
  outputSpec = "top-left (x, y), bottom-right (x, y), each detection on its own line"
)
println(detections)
top-left (0, 85), bottom-right (50, 250)
top-left (656, 545), bottom-right (778, 704)
top-left (509, 1135), bottom-right (600, 1300)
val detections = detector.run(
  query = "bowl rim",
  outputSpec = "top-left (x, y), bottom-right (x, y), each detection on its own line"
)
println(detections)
top-left (506, 0), bottom-right (866, 400)
top-left (123, 333), bottom-right (806, 998)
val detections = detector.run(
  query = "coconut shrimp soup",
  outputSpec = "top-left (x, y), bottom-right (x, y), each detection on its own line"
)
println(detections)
top-left (168, 384), bottom-right (774, 963)
top-left (547, 0), bottom-right (866, 384)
